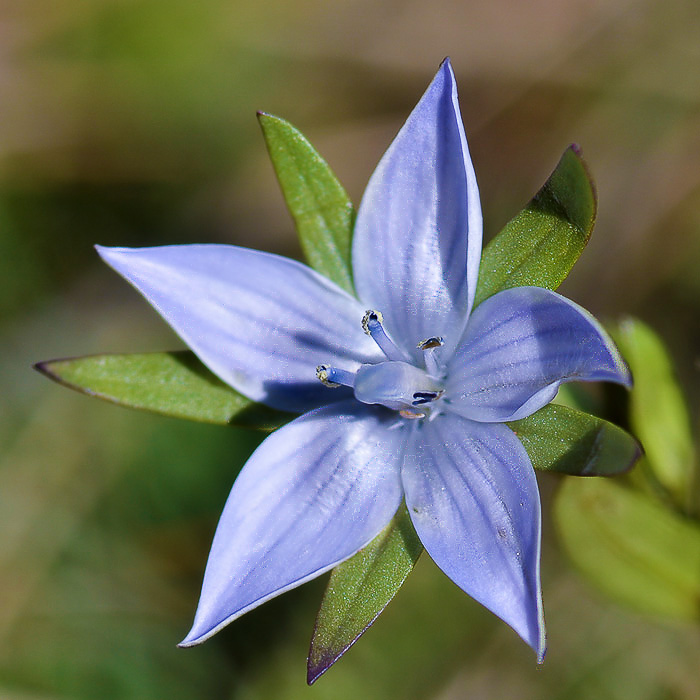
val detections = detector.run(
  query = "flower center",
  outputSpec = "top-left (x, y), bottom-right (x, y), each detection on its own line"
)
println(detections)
top-left (316, 310), bottom-right (446, 419)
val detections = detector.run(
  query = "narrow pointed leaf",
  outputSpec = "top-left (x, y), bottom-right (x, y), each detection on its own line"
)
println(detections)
top-left (474, 144), bottom-right (596, 306)
top-left (258, 113), bottom-right (355, 294)
top-left (555, 477), bottom-right (700, 620)
top-left (610, 318), bottom-right (695, 507)
top-left (307, 505), bottom-right (423, 685)
top-left (34, 352), bottom-right (292, 429)
top-left (510, 404), bottom-right (641, 476)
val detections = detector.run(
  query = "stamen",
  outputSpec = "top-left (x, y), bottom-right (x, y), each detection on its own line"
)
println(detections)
top-left (411, 390), bottom-right (444, 406)
top-left (418, 336), bottom-right (445, 377)
top-left (315, 364), bottom-right (355, 388)
top-left (362, 310), bottom-right (409, 362)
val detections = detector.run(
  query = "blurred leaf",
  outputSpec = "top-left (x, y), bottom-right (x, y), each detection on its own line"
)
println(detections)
top-left (611, 318), bottom-right (695, 508)
top-left (35, 351), bottom-right (291, 430)
top-left (510, 404), bottom-right (641, 476)
top-left (308, 506), bottom-right (423, 685)
top-left (258, 113), bottom-right (355, 294)
top-left (0, 390), bottom-right (249, 700)
top-left (475, 145), bottom-right (596, 306)
top-left (555, 477), bottom-right (700, 620)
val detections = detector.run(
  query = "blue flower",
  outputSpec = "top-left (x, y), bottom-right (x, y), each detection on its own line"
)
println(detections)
top-left (96, 59), bottom-right (630, 662)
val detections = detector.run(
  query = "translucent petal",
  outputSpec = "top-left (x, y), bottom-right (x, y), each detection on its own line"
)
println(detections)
top-left (179, 402), bottom-right (405, 646)
top-left (352, 59), bottom-right (482, 358)
top-left (97, 244), bottom-right (382, 412)
top-left (402, 414), bottom-right (545, 660)
top-left (447, 286), bottom-right (632, 422)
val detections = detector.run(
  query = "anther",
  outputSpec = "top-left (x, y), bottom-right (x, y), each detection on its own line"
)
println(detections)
top-left (411, 390), bottom-right (444, 406)
top-left (361, 310), bottom-right (410, 362)
top-left (417, 336), bottom-right (444, 350)
top-left (362, 310), bottom-right (383, 336)
top-left (418, 336), bottom-right (445, 378)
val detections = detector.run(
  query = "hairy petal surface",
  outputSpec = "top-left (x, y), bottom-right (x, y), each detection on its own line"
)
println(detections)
top-left (447, 286), bottom-right (632, 422)
top-left (97, 245), bottom-right (381, 412)
top-left (180, 402), bottom-right (405, 646)
top-left (352, 59), bottom-right (482, 358)
top-left (402, 414), bottom-right (545, 660)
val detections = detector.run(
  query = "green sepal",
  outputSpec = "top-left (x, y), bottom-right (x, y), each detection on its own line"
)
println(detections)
top-left (510, 404), bottom-right (641, 476)
top-left (307, 505), bottom-right (423, 685)
top-left (610, 318), bottom-right (695, 508)
top-left (555, 477), bottom-right (700, 620)
top-left (34, 352), bottom-right (292, 430)
top-left (258, 112), bottom-right (355, 294)
top-left (474, 144), bottom-right (596, 307)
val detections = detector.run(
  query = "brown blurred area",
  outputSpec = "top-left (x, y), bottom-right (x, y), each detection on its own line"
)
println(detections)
top-left (1, 1), bottom-right (698, 698)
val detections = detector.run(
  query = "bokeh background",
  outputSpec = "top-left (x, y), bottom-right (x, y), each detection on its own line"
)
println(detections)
top-left (2, 0), bottom-right (699, 698)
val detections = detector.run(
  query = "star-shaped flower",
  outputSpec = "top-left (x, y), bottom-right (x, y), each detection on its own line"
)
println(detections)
top-left (96, 59), bottom-right (630, 663)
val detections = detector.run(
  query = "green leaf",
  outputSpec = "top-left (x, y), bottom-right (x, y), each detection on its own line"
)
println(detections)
top-left (510, 404), bottom-right (641, 476)
top-left (555, 477), bottom-right (700, 620)
top-left (258, 113), bottom-right (355, 294)
top-left (610, 318), bottom-right (695, 508)
top-left (307, 505), bottom-right (423, 685)
top-left (34, 352), bottom-right (292, 430)
top-left (474, 144), bottom-right (596, 306)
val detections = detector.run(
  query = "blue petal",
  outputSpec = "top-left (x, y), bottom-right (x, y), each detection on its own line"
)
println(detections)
top-left (352, 59), bottom-right (482, 358)
top-left (97, 244), bottom-right (382, 412)
top-left (179, 401), bottom-right (405, 646)
top-left (447, 287), bottom-right (632, 422)
top-left (401, 414), bottom-right (545, 661)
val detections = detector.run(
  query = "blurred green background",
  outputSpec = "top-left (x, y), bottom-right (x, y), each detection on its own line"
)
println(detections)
top-left (2, 0), bottom-right (699, 697)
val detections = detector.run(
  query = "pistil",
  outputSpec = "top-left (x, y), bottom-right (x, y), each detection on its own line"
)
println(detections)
top-left (353, 361), bottom-right (443, 413)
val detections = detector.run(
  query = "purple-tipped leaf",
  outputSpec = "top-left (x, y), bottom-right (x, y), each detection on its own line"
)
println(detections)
top-left (34, 351), bottom-right (291, 429)
top-left (307, 505), bottom-right (422, 684)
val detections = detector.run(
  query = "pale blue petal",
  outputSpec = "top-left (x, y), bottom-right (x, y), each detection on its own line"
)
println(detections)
top-left (402, 414), bottom-right (545, 661)
top-left (179, 402), bottom-right (405, 646)
top-left (97, 244), bottom-right (382, 412)
top-left (352, 59), bottom-right (482, 359)
top-left (447, 287), bottom-right (632, 422)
